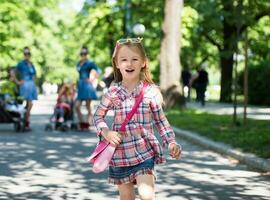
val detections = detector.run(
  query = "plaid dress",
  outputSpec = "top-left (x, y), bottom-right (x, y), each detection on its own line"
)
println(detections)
top-left (93, 81), bottom-right (176, 168)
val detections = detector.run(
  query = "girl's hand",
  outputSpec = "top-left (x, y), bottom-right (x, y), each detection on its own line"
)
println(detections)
top-left (101, 128), bottom-right (122, 146)
top-left (169, 143), bottom-right (182, 160)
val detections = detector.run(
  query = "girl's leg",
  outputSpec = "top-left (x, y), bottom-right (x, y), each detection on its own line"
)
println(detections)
top-left (51, 108), bottom-right (58, 122)
top-left (58, 108), bottom-right (65, 122)
top-left (85, 100), bottom-right (93, 125)
top-left (75, 100), bottom-right (84, 123)
top-left (136, 174), bottom-right (155, 200)
top-left (118, 183), bottom-right (135, 200)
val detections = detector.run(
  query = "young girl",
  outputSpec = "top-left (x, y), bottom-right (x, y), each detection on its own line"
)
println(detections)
top-left (93, 38), bottom-right (181, 200)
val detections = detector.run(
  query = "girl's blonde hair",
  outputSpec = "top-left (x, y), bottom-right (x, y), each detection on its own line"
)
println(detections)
top-left (111, 40), bottom-right (154, 84)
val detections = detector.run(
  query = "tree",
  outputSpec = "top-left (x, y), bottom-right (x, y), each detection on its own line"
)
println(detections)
top-left (73, 0), bottom-right (166, 84)
top-left (0, 0), bottom-right (68, 86)
top-left (159, 0), bottom-right (184, 108)
top-left (187, 0), bottom-right (270, 102)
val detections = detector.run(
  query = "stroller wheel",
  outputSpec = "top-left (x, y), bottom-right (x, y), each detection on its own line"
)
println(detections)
top-left (61, 124), bottom-right (69, 132)
top-left (14, 122), bottom-right (21, 132)
top-left (45, 124), bottom-right (53, 132)
top-left (70, 123), bottom-right (78, 131)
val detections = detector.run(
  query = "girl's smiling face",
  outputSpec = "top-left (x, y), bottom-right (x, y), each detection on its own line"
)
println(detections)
top-left (115, 45), bottom-right (145, 82)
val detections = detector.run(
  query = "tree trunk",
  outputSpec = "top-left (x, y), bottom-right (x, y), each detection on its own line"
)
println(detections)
top-left (159, 0), bottom-right (184, 108)
top-left (219, 0), bottom-right (237, 103)
top-left (219, 51), bottom-right (234, 102)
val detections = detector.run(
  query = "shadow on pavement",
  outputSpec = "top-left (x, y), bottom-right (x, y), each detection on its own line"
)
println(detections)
top-left (0, 114), bottom-right (118, 199)
top-left (0, 113), bottom-right (269, 199)
top-left (156, 150), bottom-right (270, 200)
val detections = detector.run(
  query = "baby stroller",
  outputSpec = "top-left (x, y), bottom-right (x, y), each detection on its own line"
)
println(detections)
top-left (45, 83), bottom-right (77, 132)
top-left (0, 78), bottom-right (27, 132)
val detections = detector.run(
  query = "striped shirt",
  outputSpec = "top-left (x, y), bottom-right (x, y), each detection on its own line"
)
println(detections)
top-left (93, 81), bottom-right (176, 167)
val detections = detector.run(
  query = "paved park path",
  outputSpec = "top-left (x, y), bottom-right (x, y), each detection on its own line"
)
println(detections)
top-left (0, 95), bottom-right (269, 199)
top-left (186, 101), bottom-right (270, 120)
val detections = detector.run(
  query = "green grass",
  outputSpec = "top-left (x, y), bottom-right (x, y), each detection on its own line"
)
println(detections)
top-left (166, 108), bottom-right (270, 159)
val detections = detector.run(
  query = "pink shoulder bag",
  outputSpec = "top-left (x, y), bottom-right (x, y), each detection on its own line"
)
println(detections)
top-left (87, 82), bottom-right (148, 173)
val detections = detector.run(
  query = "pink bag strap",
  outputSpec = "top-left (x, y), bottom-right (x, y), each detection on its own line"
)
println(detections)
top-left (119, 82), bottom-right (148, 132)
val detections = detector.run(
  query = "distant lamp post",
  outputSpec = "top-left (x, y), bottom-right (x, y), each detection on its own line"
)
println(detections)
top-left (133, 23), bottom-right (145, 36)
top-left (124, 0), bottom-right (131, 37)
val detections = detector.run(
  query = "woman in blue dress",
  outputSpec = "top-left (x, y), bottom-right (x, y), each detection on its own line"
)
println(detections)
top-left (12, 47), bottom-right (38, 131)
top-left (75, 46), bottom-right (99, 130)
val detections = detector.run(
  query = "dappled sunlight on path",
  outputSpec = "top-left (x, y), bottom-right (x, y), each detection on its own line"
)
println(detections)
top-left (0, 95), bottom-right (269, 199)
top-left (0, 125), bottom-right (117, 199)
top-left (156, 142), bottom-right (270, 199)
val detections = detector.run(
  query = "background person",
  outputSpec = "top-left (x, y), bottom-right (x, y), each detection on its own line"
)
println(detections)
top-left (181, 68), bottom-right (191, 101)
top-left (75, 46), bottom-right (99, 130)
top-left (190, 66), bottom-right (209, 106)
top-left (11, 47), bottom-right (38, 131)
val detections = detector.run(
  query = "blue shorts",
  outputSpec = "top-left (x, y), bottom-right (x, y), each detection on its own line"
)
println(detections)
top-left (108, 157), bottom-right (155, 185)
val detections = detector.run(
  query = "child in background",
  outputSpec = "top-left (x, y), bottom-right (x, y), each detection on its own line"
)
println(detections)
top-left (1, 67), bottom-right (24, 113)
top-left (2, 67), bottom-right (19, 99)
top-left (93, 38), bottom-right (181, 200)
top-left (51, 83), bottom-right (75, 123)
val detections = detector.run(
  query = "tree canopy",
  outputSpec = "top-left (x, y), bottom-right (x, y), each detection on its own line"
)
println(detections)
top-left (1, 0), bottom-right (269, 104)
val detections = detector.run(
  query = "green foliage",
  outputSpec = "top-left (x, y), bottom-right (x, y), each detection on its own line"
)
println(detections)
top-left (0, 0), bottom-right (269, 92)
top-left (184, 0), bottom-right (270, 102)
top-left (181, 6), bottom-right (219, 71)
top-left (238, 60), bottom-right (270, 106)
top-left (0, 80), bottom-right (18, 98)
top-left (248, 16), bottom-right (270, 63)
top-left (71, 0), bottom-right (165, 82)
top-left (0, 0), bottom-right (68, 85)
top-left (166, 108), bottom-right (270, 159)
top-left (237, 16), bottom-right (270, 105)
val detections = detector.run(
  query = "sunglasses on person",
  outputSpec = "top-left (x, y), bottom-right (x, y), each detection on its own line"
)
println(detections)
top-left (117, 37), bottom-right (143, 44)
top-left (80, 52), bottom-right (87, 56)
top-left (112, 38), bottom-right (144, 58)
top-left (24, 52), bottom-right (31, 56)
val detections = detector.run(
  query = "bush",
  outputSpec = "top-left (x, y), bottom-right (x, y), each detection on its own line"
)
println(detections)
top-left (238, 60), bottom-right (270, 106)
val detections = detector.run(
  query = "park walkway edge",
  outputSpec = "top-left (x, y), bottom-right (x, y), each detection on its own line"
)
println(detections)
top-left (173, 126), bottom-right (270, 173)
